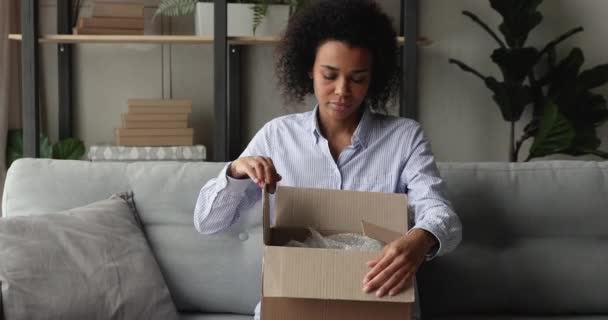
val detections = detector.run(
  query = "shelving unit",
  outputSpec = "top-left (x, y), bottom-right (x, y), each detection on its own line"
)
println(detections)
top-left (8, 34), bottom-right (430, 45)
top-left (12, 0), bottom-right (422, 161)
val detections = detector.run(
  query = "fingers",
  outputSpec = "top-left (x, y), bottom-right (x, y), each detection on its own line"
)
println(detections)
top-left (363, 249), bottom-right (395, 286)
top-left (387, 272), bottom-right (413, 297)
top-left (366, 256), bottom-right (380, 268)
top-left (252, 160), bottom-right (265, 186)
top-left (234, 156), bottom-right (281, 191)
top-left (363, 259), bottom-right (403, 293)
top-left (377, 268), bottom-right (412, 297)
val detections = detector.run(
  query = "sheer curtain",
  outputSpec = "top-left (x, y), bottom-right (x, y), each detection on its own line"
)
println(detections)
top-left (0, 0), bottom-right (23, 207)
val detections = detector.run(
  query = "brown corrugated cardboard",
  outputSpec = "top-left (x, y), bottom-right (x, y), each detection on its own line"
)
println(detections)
top-left (79, 17), bottom-right (145, 30)
top-left (127, 105), bottom-right (192, 114)
top-left (73, 26), bottom-right (144, 35)
top-left (115, 128), bottom-right (193, 137)
top-left (122, 113), bottom-right (189, 122)
top-left (127, 99), bottom-right (192, 108)
top-left (262, 298), bottom-right (411, 320)
top-left (261, 186), bottom-right (413, 320)
top-left (122, 120), bottom-right (188, 129)
top-left (92, 3), bottom-right (144, 18)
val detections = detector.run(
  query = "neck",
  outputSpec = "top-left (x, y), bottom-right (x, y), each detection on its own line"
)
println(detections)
top-left (317, 106), bottom-right (363, 140)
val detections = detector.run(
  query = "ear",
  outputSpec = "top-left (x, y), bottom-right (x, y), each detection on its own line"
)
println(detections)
top-left (308, 71), bottom-right (313, 79)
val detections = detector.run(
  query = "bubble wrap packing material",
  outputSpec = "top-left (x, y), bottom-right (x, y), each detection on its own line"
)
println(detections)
top-left (285, 227), bottom-right (385, 252)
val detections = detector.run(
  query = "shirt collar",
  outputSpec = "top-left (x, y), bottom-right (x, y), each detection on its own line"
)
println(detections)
top-left (308, 104), bottom-right (372, 148)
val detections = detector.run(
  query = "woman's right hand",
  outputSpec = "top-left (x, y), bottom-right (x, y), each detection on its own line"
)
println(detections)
top-left (228, 156), bottom-right (282, 192)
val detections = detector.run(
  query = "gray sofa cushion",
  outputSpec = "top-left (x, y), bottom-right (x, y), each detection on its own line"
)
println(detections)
top-left (2, 159), bottom-right (262, 315)
top-left (420, 161), bottom-right (608, 316)
top-left (0, 194), bottom-right (179, 320)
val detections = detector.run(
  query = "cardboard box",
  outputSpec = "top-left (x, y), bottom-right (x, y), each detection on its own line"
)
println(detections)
top-left (127, 99), bottom-right (192, 108)
top-left (122, 113), bottom-right (189, 122)
top-left (73, 26), bottom-right (144, 35)
top-left (115, 128), bottom-right (193, 137)
top-left (79, 17), bottom-right (145, 30)
top-left (261, 186), bottom-right (414, 320)
top-left (127, 99), bottom-right (193, 114)
top-left (92, 3), bottom-right (144, 18)
top-left (122, 119), bottom-right (188, 129)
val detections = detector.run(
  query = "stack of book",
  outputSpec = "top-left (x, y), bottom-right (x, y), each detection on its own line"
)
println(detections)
top-left (74, 0), bottom-right (145, 35)
top-left (115, 99), bottom-right (194, 146)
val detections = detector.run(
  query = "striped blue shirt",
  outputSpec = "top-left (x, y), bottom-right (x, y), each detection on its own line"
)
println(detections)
top-left (194, 106), bottom-right (462, 258)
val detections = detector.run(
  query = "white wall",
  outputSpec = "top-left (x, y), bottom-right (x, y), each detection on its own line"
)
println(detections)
top-left (420, 0), bottom-right (608, 161)
top-left (37, 0), bottom-right (608, 161)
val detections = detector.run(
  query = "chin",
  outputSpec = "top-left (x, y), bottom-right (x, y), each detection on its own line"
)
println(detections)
top-left (323, 102), bottom-right (359, 119)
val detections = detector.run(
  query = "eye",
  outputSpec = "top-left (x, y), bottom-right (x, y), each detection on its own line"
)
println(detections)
top-left (351, 77), bottom-right (367, 84)
top-left (322, 73), bottom-right (336, 80)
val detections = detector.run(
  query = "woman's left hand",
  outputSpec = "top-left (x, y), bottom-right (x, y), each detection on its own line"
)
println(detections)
top-left (362, 228), bottom-right (437, 297)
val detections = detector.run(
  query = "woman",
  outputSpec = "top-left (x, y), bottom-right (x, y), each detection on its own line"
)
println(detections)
top-left (194, 0), bottom-right (462, 318)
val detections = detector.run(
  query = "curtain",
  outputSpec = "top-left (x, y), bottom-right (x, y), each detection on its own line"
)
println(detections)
top-left (0, 0), bottom-right (23, 209)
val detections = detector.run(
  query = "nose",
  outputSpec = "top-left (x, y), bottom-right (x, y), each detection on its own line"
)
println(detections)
top-left (334, 77), bottom-right (351, 97)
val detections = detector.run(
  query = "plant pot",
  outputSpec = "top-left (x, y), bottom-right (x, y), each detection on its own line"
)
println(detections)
top-left (195, 2), bottom-right (290, 37)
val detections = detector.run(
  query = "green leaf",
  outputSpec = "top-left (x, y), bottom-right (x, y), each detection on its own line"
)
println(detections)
top-left (154, 0), bottom-right (197, 20)
top-left (577, 64), bottom-right (608, 91)
top-left (40, 134), bottom-right (52, 158)
top-left (6, 129), bottom-right (23, 168)
top-left (52, 138), bottom-right (85, 160)
top-left (490, 0), bottom-right (543, 48)
top-left (528, 102), bottom-right (576, 160)
top-left (484, 78), bottom-right (532, 122)
top-left (491, 47), bottom-right (539, 83)
top-left (5, 129), bottom-right (53, 166)
top-left (251, 1), bottom-right (269, 35)
top-left (547, 48), bottom-right (584, 99)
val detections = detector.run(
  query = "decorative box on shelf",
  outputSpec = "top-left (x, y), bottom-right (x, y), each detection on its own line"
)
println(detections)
top-left (87, 145), bottom-right (206, 162)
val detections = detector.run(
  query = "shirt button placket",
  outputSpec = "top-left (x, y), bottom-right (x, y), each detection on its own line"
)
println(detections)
top-left (335, 167), bottom-right (343, 189)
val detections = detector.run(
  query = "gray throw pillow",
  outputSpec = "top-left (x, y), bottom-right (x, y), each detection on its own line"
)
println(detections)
top-left (0, 193), bottom-right (179, 320)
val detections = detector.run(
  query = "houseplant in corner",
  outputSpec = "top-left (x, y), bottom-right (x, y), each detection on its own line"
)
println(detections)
top-left (154, 0), bottom-right (307, 36)
top-left (449, 0), bottom-right (608, 161)
top-left (6, 129), bottom-right (86, 168)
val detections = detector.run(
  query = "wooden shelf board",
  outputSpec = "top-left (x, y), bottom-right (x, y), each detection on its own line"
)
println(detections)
top-left (9, 34), bottom-right (431, 46)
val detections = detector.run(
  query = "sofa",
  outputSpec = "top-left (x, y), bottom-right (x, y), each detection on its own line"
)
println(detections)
top-left (1, 158), bottom-right (607, 319)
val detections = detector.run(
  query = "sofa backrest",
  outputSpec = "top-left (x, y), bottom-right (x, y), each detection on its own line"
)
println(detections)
top-left (4, 159), bottom-right (608, 316)
top-left (2, 159), bottom-right (263, 315)
top-left (418, 161), bottom-right (608, 316)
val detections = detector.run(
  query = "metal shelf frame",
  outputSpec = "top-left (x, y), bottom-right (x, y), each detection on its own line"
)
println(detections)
top-left (19, 0), bottom-right (419, 161)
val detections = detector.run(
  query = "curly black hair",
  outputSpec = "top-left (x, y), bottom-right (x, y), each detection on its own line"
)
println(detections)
top-left (275, 0), bottom-right (400, 112)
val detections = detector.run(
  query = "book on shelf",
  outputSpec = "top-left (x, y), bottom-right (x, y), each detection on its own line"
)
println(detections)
top-left (127, 104), bottom-right (193, 114)
top-left (73, 27), bottom-right (144, 35)
top-left (127, 99), bottom-right (193, 108)
top-left (115, 135), bottom-right (194, 147)
top-left (78, 17), bottom-right (144, 30)
top-left (122, 113), bottom-right (189, 122)
top-left (92, 3), bottom-right (145, 19)
top-left (123, 120), bottom-right (188, 129)
top-left (115, 128), bottom-right (193, 137)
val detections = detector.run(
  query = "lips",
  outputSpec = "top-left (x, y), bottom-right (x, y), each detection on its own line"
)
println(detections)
top-left (330, 102), bottom-right (350, 109)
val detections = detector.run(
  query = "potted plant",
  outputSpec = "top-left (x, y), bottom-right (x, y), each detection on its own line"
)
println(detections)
top-left (154, 0), bottom-right (307, 36)
top-left (449, 0), bottom-right (608, 161)
top-left (6, 129), bottom-right (86, 168)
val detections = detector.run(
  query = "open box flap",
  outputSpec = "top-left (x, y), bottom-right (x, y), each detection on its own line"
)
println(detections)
top-left (274, 186), bottom-right (408, 234)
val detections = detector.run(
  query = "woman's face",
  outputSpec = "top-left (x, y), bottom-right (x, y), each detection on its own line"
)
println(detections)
top-left (310, 40), bottom-right (372, 122)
